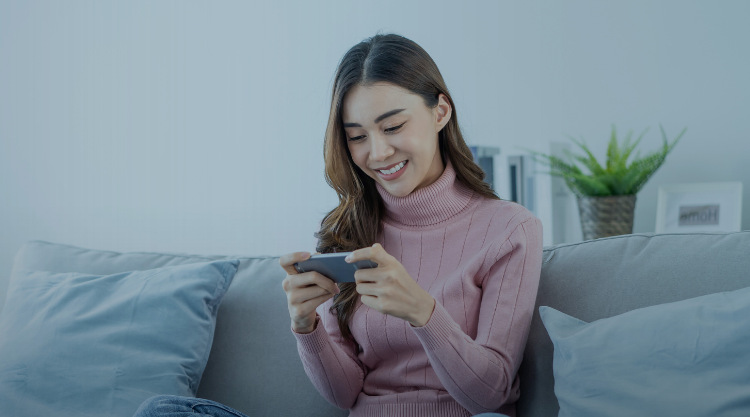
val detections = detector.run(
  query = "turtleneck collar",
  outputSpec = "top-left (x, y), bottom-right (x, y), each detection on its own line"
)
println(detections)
top-left (375, 158), bottom-right (475, 227)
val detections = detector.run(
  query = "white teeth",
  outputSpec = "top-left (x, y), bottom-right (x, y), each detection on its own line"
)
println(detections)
top-left (379, 161), bottom-right (406, 175)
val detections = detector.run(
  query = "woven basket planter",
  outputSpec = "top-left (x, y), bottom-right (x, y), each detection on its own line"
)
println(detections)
top-left (576, 194), bottom-right (637, 240)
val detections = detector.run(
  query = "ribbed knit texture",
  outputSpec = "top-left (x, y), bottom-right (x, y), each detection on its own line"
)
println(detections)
top-left (293, 159), bottom-right (544, 417)
top-left (375, 160), bottom-right (475, 227)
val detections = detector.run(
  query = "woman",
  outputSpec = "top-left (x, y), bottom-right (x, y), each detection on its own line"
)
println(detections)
top-left (135, 33), bottom-right (542, 417)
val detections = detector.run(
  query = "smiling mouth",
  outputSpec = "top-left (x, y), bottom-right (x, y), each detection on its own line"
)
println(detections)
top-left (375, 160), bottom-right (408, 175)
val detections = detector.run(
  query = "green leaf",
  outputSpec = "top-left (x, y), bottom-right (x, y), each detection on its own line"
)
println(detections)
top-left (605, 124), bottom-right (620, 173)
top-left (621, 151), bottom-right (667, 194)
top-left (519, 124), bottom-right (686, 196)
top-left (564, 134), bottom-right (606, 176)
top-left (620, 127), bottom-right (649, 171)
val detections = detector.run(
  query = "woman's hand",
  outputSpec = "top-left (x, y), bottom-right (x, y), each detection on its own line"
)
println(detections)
top-left (279, 251), bottom-right (340, 334)
top-left (345, 243), bottom-right (435, 327)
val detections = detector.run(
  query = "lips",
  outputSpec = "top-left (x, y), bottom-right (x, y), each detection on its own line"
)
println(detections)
top-left (376, 160), bottom-right (408, 181)
top-left (373, 160), bottom-right (407, 171)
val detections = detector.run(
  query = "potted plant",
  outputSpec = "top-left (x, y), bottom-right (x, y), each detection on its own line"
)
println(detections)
top-left (526, 124), bottom-right (687, 240)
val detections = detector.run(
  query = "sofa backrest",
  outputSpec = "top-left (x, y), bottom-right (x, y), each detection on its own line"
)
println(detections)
top-left (10, 232), bottom-right (750, 417)
top-left (9, 240), bottom-right (347, 417)
top-left (517, 231), bottom-right (750, 417)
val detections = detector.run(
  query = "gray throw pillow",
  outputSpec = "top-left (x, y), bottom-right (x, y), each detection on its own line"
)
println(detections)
top-left (540, 284), bottom-right (750, 417)
top-left (0, 259), bottom-right (240, 417)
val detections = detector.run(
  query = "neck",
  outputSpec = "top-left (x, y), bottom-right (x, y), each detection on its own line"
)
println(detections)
top-left (375, 158), bottom-right (475, 227)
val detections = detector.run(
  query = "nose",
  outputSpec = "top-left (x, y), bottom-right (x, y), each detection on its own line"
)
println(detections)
top-left (369, 133), bottom-right (394, 163)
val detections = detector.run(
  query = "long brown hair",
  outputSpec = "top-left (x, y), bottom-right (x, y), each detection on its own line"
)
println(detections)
top-left (315, 33), bottom-right (500, 342)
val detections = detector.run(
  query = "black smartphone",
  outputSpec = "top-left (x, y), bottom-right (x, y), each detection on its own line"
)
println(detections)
top-left (293, 252), bottom-right (378, 283)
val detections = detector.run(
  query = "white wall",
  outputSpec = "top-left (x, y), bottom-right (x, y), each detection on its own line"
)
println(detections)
top-left (2, 0), bottom-right (749, 311)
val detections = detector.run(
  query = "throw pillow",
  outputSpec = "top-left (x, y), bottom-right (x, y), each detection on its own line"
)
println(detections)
top-left (540, 285), bottom-right (750, 417)
top-left (0, 259), bottom-right (240, 417)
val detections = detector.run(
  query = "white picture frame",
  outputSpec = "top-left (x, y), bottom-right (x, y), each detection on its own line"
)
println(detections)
top-left (655, 182), bottom-right (743, 233)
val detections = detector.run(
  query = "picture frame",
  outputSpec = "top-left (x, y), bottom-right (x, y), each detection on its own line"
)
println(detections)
top-left (655, 182), bottom-right (743, 233)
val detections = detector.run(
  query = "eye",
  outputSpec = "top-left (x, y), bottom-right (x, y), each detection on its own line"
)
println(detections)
top-left (385, 121), bottom-right (406, 133)
top-left (347, 121), bottom-right (406, 142)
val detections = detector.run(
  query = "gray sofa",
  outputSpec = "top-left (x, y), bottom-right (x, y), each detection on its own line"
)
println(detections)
top-left (6, 230), bottom-right (750, 416)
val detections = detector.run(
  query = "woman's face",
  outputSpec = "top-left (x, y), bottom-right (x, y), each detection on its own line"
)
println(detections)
top-left (342, 81), bottom-right (452, 198)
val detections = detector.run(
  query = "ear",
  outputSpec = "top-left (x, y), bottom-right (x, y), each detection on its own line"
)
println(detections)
top-left (435, 93), bottom-right (452, 132)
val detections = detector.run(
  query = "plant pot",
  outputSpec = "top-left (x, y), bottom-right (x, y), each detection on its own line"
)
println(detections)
top-left (576, 194), bottom-right (637, 240)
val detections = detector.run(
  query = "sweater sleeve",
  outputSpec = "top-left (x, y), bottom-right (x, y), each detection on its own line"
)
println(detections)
top-left (410, 217), bottom-right (544, 414)
top-left (291, 297), bottom-right (365, 409)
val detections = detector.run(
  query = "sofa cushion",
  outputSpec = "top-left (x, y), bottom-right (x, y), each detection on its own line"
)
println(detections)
top-left (8, 240), bottom-right (348, 417)
top-left (0, 258), bottom-right (239, 417)
top-left (540, 284), bottom-right (750, 417)
top-left (518, 231), bottom-right (750, 417)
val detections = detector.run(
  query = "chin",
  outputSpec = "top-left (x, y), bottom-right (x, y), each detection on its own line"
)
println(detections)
top-left (381, 183), bottom-right (413, 198)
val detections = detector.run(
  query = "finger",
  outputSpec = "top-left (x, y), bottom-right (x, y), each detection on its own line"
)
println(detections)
top-left (279, 251), bottom-right (312, 275)
top-left (354, 281), bottom-right (378, 296)
top-left (359, 294), bottom-right (377, 310)
top-left (288, 271), bottom-right (340, 295)
top-left (344, 247), bottom-right (372, 264)
top-left (288, 285), bottom-right (335, 306)
top-left (301, 292), bottom-right (336, 311)
top-left (353, 268), bottom-right (379, 283)
top-left (345, 243), bottom-right (389, 266)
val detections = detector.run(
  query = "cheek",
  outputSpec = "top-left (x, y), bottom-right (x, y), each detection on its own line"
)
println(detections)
top-left (399, 137), bottom-right (427, 160)
top-left (348, 144), bottom-right (367, 169)
top-left (403, 123), bottom-right (432, 153)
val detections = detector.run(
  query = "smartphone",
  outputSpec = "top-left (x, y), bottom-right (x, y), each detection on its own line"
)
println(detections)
top-left (293, 252), bottom-right (378, 283)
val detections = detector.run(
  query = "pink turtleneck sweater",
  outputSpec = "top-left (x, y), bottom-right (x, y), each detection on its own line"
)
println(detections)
top-left (292, 159), bottom-right (544, 417)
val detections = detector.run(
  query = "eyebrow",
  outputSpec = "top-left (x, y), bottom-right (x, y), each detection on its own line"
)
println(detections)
top-left (343, 108), bottom-right (406, 127)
